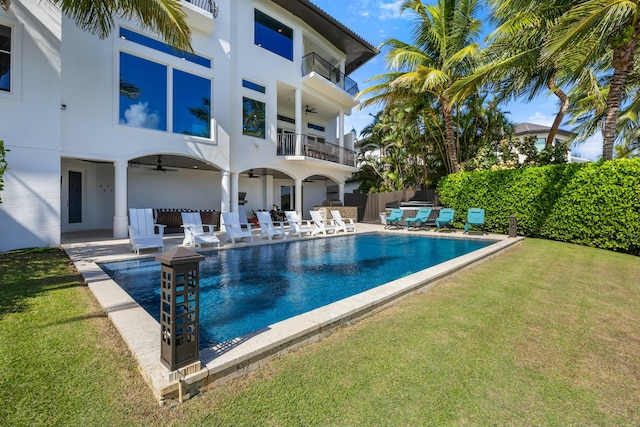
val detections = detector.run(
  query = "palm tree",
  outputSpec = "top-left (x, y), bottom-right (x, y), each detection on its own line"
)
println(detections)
top-left (543, 0), bottom-right (640, 160)
top-left (4, 0), bottom-right (192, 51)
top-left (359, 0), bottom-right (482, 173)
top-left (453, 0), bottom-right (574, 147)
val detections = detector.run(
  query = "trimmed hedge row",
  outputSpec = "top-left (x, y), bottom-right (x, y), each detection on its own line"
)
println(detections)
top-left (437, 159), bottom-right (640, 255)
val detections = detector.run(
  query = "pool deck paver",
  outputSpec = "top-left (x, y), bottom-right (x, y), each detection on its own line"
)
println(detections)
top-left (62, 223), bottom-right (523, 403)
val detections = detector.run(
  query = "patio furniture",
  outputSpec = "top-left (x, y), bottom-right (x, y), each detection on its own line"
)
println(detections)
top-left (405, 208), bottom-right (433, 230)
top-left (256, 211), bottom-right (287, 240)
top-left (181, 212), bottom-right (220, 249)
top-left (128, 208), bottom-right (166, 255)
top-left (434, 208), bottom-right (455, 232)
top-left (310, 210), bottom-right (337, 235)
top-left (385, 209), bottom-right (404, 228)
top-left (221, 211), bottom-right (254, 244)
top-left (285, 211), bottom-right (313, 237)
top-left (464, 208), bottom-right (487, 235)
top-left (330, 210), bottom-right (356, 233)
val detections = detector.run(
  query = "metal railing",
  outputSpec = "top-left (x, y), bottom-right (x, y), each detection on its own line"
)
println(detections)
top-left (277, 133), bottom-right (356, 167)
top-left (301, 53), bottom-right (359, 96)
top-left (185, 0), bottom-right (218, 17)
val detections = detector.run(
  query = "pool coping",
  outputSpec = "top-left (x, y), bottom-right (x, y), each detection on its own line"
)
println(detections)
top-left (63, 226), bottom-right (524, 403)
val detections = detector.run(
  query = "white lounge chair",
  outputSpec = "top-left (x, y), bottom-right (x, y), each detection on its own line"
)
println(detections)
top-left (310, 210), bottom-right (337, 235)
top-left (181, 212), bottom-right (220, 249)
top-left (330, 210), bottom-right (356, 233)
top-left (128, 208), bottom-right (166, 255)
top-left (256, 211), bottom-right (287, 240)
top-left (221, 211), bottom-right (254, 244)
top-left (285, 211), bottom-right (313, 237)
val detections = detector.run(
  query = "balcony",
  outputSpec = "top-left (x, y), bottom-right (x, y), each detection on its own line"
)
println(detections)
top-left (301, 53), bottom-right (359, 107)
top-left (181, 0), bottom-right (217, 33)
top-left (277, 133), bottom-right (357, 167)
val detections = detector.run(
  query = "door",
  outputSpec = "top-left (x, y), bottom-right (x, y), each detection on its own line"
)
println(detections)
top-left (62, 168), bottom-right (86, 231)
top-left (68, 170), bottom-right (82, 224)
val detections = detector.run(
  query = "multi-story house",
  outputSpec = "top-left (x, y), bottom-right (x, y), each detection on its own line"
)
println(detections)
top-left (0, 0), bottom-right (378, 252)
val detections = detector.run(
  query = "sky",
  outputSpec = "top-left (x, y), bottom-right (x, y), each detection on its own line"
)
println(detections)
top-left (311, 0), bottom-right (602, 160)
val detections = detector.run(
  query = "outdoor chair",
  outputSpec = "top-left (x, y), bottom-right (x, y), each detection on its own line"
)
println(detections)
top-left (330, 210), bottom-right (356, 233)
top-left (405, 208), bottom-right (433, 230)
top-left (434, 208), bottom-right (455, 232)
top-left (256, 211), bottom-right (287, 240)
top-left (128, 208), bottom-right (166, 255)
top-left (221, 211), bottom-right (254, 244)
top-left (310, 210), bottom-right (337, 235)
top-left (385, 209), bottom-right (404, 228)
top-left (464, 208), bottom-right (487, 235)
top-left (285, 211), bottom-right (313, 237)
top-left (181, 212), bottom-right (220, 249)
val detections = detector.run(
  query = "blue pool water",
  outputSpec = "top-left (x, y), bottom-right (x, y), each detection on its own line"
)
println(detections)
top-left (99, 233), bottom-right (494, 348)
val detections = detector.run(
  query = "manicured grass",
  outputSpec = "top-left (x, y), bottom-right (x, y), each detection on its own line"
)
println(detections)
top-left (1, 240), bottom-right (639, 426)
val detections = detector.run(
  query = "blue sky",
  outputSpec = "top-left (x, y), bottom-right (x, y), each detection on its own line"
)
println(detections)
top-left (311, 0), bottom-right (602, 160)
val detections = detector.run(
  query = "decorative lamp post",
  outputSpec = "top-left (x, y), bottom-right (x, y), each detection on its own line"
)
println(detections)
top-left (156, 247), bottom-right (204, 372)
top-left (509, 214), bottom-right (518, 238)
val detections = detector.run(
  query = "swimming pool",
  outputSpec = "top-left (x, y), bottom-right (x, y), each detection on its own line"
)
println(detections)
top-left (99, 233), bottom-right (495, 348)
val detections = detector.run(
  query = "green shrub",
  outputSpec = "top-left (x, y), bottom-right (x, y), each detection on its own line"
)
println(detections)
top-left (437, 159), bottom-right (640, 255)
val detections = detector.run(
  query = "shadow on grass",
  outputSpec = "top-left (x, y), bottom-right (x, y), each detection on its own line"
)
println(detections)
top-left (0, 247), bottom-right (84, 321)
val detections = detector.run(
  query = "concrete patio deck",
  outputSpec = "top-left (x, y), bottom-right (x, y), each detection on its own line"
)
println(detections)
top-left (61, 222), bottom-right (523, 403)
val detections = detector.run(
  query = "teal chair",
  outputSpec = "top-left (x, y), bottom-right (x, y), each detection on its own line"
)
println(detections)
top-left (385, 209), bottom-right (404, 228)
top-left (405, 208), bottom-right (433, 230)
top-left (434, 208), bottom-right (455, 232)
top-left (464, 208), bottom-right (487, 235)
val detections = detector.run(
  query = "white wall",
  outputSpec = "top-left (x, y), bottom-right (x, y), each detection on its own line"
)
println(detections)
top-left (0, 1), bottom-right (62, 251)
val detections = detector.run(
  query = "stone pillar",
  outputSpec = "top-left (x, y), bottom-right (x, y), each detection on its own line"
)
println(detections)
top-left (220, 170), bottom-right (230, 212)
top-left (113, 160), bottom-right (128, 238)
top-left (294, 178), bottom-right (302, 217)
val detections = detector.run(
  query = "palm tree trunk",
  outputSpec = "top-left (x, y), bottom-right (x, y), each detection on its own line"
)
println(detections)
top-left (603, 27), bottom-right (640, 160)
top-left (442, 102), bottom-right (460, 173)
top-left (546, 76), bottom-right (568, 147)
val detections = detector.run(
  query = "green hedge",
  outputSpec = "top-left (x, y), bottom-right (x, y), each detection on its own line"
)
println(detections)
top-left (437, 159), bottom-right (640, 255)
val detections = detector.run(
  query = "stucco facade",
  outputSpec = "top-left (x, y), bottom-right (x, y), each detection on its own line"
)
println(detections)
top-left (0, 0), bottom-right (377, 252)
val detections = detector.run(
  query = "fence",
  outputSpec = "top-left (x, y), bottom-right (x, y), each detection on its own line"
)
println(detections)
top-left (344, 189), bottom-right (437, 222)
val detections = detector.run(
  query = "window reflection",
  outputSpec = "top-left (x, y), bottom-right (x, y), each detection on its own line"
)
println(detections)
top-left (243, 97), bottom-right (266, 139)
top-left (254, 9), bottom-right (293, 61)
top-left (173, 69), bottom-right (211, 138)
top-left (119, 52), bottom-right (167, 131)
top-left (0, 25), bottom-right (11, 92)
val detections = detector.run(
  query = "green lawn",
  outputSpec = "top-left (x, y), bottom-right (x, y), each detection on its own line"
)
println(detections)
top-left (1, 239), bottom-right (639, 426)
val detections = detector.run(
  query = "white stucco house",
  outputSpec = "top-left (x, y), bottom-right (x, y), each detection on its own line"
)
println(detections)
top-left (514, 122), bottom-right (590, 164)
top-left (0, 0), bottom-right (378, 252)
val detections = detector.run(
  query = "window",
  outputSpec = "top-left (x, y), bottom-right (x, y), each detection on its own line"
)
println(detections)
top-left (242, 79), bottom-right (266, 93)
top-left (119, 28), bottom-right (210, 67)
top-left (173, 69), bottom-right (211, 137)
top-left (119, 52), bottom-right (168, 131)
top-left (0, 24), bottom-right (11, 92)
top-left (307, 123), bottom-right (325, 132)
top-left (243, 97), bottom-right (265, 139)
top-left (254, 9), bottom-right (293, 61)
top-left (118, 29), bottom-right (212, 137)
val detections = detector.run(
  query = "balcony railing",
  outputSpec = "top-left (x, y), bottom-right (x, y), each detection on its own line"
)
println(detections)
top-left (301, 53), bottom-right (359, 96)
top-left (185, 0), bottom-right (218, 16)
top-left (277, 133), bottom-right (356, 167)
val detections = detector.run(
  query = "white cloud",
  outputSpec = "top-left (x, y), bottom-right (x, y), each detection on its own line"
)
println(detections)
top-left (378, 0), bottom-right (405, 20)
top-left (122, 102), bottom-right (160, 129)
top-left (526, 112), bottom-right (555, 127)
top-left (572, 134), bottom-right (602, 161)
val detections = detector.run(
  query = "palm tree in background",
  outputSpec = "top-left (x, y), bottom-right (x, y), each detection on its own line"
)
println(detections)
top-left (359, 0), bottom-right (483, 173)
top-left (543, 0), bottom-right (640, 160)
top-left (3, 0), bottom-right (192, 51)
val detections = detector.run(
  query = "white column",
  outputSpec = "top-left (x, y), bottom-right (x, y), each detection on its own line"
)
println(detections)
top-left (294, 178), bottom-right (302, 217)
top-left (295, 88), bottom-right (302, 155)
top-left (338, 110), bottom-right (345, 164)
top-left (112, 160), bottom-right (129, 239)
top-left (221, 170), bottom-right (230, 212)
top-left (231, 172), bottom-right (239, 212)
top-left (338, 183), bottom-right (345, 205)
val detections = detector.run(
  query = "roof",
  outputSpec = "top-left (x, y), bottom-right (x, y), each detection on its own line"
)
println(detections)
top-left (514, 122), bottom-right (576, 138)
top-left (270, 0), bottom-right (378, 74)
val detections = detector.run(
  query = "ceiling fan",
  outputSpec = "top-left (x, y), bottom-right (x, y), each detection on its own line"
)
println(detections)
top-left (247, 169), bottom-right (262, 179)
top-left (148, 155), bottom-right (177, 172)
top-left (305, 105), bottom-right (317, 115)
